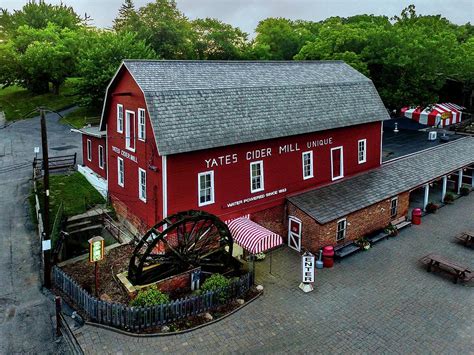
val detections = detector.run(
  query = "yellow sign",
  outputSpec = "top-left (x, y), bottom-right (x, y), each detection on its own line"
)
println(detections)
top-left (89, 236), bottom-right (104, 263)
top-left (441, 112), bottom-right (450, 120)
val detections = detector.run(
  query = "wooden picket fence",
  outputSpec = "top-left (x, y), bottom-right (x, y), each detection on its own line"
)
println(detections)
top-left (53, 266), bottom-right (253, 331)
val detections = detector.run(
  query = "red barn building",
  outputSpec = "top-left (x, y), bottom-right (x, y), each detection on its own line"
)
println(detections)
top-left (96, 60), bottom-right (474, 254)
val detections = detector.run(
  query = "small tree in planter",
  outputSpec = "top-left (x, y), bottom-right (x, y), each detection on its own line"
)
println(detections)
top-left (355, 237), bottom-right (370, 250)
top-left (384, 223), bottom-right (399, 237)
top-left (201, 273), bottom-right (231, 303)
top-left (425, 202), bottom-right (439, 214)
top-left (460, 184), bottom-right (472, 196)
top-left (444, 192), bottom-right (455, 204)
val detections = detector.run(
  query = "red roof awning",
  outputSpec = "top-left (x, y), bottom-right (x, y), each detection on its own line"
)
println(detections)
top-left (226, 217), bottom-right (283, 254)
top-left (401, 103), bottom-right (465, 127)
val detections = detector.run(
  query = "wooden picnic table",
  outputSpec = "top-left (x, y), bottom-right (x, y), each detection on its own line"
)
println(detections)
top-left (454, 231), bottom-right (474, 247)
top-left (420, 253), bottom-right (473, 284)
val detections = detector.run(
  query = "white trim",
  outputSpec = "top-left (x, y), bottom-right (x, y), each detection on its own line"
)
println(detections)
top-left (250, 160), bottom-right (264, 193)
top-left (116, 104), bottom-right (123, 133)
top-left (78, 165), bottom-right (108, 198)
top-left (86, 139), bottom-right (92, 162)
top-left (380, 121), bottom-right (383, 165)
top-left (138, 167), bottom-right (147, 203)
top-left (138, 108), bottom-right (146, 142)
top-left (125, 110), bottom-right (136, 152)
top-left (198, 170), bottom-right (215, 207)
top-left (288, 216), bottom-right (302, 252)
top-left (302, 150), bottom-right (314, 180)
top-left (336, 218), bottom-right (347, 241)
top-left (117, 157), bottom-right (124, 187)
top-left (358, 139), bottom-right (367, 164)
top-left (100, 62), bottom-right (126, 130)
top-left (98, 145), bottom-right (104, 169)
top-left (162, 156), bottom-right (167, 219)
top-left (330, 146), bottom-right (344, 181)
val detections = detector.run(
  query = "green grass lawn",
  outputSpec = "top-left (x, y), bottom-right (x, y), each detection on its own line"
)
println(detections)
top-left (0, 78), bottom-right (79, 121)
top-left (36, 172), bottom-right (105, 223)
top-left (60, 105), bottom-right (102, 129)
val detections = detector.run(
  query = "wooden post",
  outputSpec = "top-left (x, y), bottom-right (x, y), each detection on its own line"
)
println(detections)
top-left (441, 175), bottom-right (447, 202)
top-left (95, 261), bottom-right (99, 297)
top-left (55, 296), bottom-right (61, 337)
top-left (40, 108), bottom-right (52, 288)
top-left (423, 184), bottom-right (430, 211)
top-left (457, 169), bottom-right (463, 194)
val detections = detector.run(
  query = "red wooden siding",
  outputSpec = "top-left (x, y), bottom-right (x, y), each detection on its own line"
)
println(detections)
top-left (82, 135), bottom-right (107, 179)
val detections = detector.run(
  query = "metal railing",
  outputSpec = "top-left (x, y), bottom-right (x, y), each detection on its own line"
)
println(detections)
top-left (53, 267), bottom-right (253, 331)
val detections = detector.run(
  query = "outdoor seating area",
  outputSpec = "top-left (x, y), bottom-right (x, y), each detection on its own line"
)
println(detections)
top-left (420, 253), bottom-right (473, 284)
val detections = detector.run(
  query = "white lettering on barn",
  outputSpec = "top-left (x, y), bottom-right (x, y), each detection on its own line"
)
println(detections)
top-left (112, 146), bottom-right (137, 163)
top-left (306, 137), bottom-right (333, 149)
top-left (205, 154), bottom-right (238, 168)
top-left (225, 188), bottom-right (287, 208)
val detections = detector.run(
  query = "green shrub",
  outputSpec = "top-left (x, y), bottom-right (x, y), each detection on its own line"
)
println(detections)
top-left (460, 184), bottom-right (471, 196)
top-left (444, 192), bottom-right (455, 203)
top-left (201, 274), bottom-right (231, 303)
top-left (426, 202), bottom-right (439, 214)
top-left (130, 285), bottom-right (170, 307)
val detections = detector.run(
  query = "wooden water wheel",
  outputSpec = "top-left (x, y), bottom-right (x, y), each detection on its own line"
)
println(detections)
top-left (128, 210), bottom-right (234, 285)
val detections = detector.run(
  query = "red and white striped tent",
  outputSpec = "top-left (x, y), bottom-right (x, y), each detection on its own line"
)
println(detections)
top-left (226, 217), bottom-right (283, 254)
top-left (401, 103), bottom-right (465, 127)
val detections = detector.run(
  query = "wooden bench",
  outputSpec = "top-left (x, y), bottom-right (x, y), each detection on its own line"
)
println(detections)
top-left (334, 240), bottom-right (360, 258)
top-left (419, 253), bottom-right (473, 284)
top-left (392, 216), bottom-right (411, 230)
top-left (367, 231), bottom-right (389, 244)
top-left (454, 231), bottom-right (474, 248)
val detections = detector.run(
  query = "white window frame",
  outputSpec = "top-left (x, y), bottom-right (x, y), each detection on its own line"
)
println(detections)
top-left (117, 104), bottom-right (123, 133)
top-left (250, 160), bottom-right (264, 193)
top-left (390, 197), bottom-right (398, 219)
top-left (198, 171), bottom-right (215, 207)
top-left (117, 157), bottom-right (124, 187)
top-left (125, 110), bottom-right (136, 152)
top-left (86, 139), bottom-right (92, 162)
top-left (98, 145), bottom-right (104, 169)
top-left (138, 168), bottom-right (147, 202)
top-left (336, 218), bottom-right (347, 242)
top-left (302, 150), bottom-right (314, 180)
top-left (331, 146), bottom-right (344, 181)
top-left (138, 108), bottom-right (146, 142)
top-left (358, 139), bottom-right (367, 164)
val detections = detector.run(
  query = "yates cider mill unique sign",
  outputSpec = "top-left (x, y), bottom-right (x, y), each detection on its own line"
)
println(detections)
top-left (204, 137), bottom-right (334, 169)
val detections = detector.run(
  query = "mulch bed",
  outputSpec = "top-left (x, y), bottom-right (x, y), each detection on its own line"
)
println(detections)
top-left (61, 244), bottom-right (134, 304)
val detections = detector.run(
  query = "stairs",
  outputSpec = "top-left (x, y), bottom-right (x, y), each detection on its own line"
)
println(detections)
top-left (66, 206), bottom-right (108, 235)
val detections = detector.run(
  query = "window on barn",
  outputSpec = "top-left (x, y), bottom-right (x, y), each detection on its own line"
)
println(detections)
top-left (98, 145), bottom-right (104, 169)
top-left (138, 108), bottom-right (146, 141)
top-left (250, 161), bottom-right (264, 193)
top-left (117, 157), bottom-right (124, 187)
top-left (336, 218), bottom-right (347, 242)
top-left (302, 151), bottom-right (313, 179)
top-left (331, 146), bottom-right (344, 180)
top-left (139, 168), bottom-right (146, 202)
top-left (198, 171), bottom-right (214, 206)
top-left (87, 139), bottom-right (92, 162)
top-left (358, 139), bottom-right (367, 164)
top-left (125, 110), bottom-right (136, 151)
top-left (117, 104), bottom-right (123, 133)
top-left (390, 197), bottom-right (398, 219)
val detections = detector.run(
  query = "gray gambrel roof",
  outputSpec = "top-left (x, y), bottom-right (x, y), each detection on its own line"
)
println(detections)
top-left (104, 60), bottom-right (390, 155)
top-left (288, 137), bottom-right (474, 224)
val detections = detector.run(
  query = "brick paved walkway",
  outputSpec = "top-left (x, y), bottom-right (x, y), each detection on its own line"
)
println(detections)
top-left (73, 196), bottom-right (474, 354)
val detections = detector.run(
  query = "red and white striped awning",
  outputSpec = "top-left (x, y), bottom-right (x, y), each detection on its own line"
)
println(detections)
top-left (226, 217), bottom-right (283, 254)
top-left (401, 103), bottom-right (465, 127)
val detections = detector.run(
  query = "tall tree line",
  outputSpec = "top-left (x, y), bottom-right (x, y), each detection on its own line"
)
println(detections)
top-left (0, 0), bottom-right (473, 110)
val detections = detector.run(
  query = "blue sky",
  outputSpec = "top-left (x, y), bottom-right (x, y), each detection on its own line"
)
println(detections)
top-left (2, 0), bottom-right (473, 34)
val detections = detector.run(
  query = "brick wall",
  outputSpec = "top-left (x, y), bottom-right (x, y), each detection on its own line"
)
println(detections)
top-left (251, 204), bottom-right (287, 238)
top-left (111, 195), bottom-right (149, 235)
top-left (288, 192), bottom-right (409, 253)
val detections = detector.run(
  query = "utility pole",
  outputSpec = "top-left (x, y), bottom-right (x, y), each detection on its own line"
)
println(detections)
top-left (40, 107), bottom-right (52, 288)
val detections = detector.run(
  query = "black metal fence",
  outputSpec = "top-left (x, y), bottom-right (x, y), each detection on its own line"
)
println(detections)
top-left (53, 266), bottom-right (253, 331)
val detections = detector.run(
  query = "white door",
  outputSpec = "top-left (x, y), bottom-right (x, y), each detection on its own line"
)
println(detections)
top-left (288, 216), bottom-right (302, 252)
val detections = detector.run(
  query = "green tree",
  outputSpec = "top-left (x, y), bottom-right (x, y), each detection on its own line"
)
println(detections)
top-left (112, 0), bottom-right (139, 32)
top-left (0, 23), bottom-right (83, 93)
top-left (191, 18), bottom-right (248, 60)
top-left (113, 0), bottom-right (194, 59)
top-left (0, 0), bottom-right (83, 37)
top-left (75, 30), bottom-right (156, 108)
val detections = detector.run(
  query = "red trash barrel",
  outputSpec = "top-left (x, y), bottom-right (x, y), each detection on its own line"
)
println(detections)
top-left (322, 246), bottom-right (334, 268)
top-left (412, 208), bottom-right (422, 225)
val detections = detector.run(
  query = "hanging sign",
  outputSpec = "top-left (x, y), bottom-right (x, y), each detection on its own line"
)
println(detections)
top-left (88, 236), bottom-right (104, 263)
top-left (441, 112), bottom-right (450, 120)
top-left (301, 251), bottom-right (315, 283)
